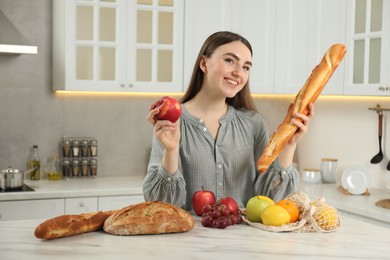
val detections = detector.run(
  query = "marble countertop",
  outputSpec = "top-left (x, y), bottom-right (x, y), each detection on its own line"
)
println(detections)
top-left (1, 215), bottom-right (390, 259)
top-left (0, 176), bottom-right (145, 201)
top-left (300, 182), bottom-right (390, 225)
top-left (2, 175), bottom-right (390, 227)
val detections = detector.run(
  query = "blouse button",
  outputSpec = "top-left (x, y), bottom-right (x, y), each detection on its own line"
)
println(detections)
top-left (167, 177), bottom-right (172, 182)
top-left (281, 170), bottom-right (287, 175)
top-left (217, 164), bottom-right (222, 169)
top-left (218, 182), bottom-right (223, 187)
top-left (203, 127), bottom-right (207, 132)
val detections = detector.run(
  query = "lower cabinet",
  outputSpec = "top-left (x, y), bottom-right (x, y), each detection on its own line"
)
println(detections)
top-left (0, 194), bottom-right (145, 221)
top-left (65, 197), bottom-right (98, 214)
top-left (98, 195), bottom-right (144, 211)
top-left (0, 199), bottom-right (65, 221)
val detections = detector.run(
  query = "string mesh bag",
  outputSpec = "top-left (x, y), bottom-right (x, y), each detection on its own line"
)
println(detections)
top-left (242, 192), bottom-right (340, 233)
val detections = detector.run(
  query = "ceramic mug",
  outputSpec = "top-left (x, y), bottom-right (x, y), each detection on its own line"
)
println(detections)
top-left (320, 158), bottom-right (338, 183)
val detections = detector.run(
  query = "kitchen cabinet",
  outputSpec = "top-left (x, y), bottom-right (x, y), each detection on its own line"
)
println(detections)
top-left (53, 0), bottom-right (184, 92)
top-left (344, 0), bottom-right (390, 96)
top-left (184, 0), bottom-right (346, 95)
top-left (0, 199), bottom-right (64, 221)
top-left (182, 0), bottom-right (232, 90)
top-left (273, 0), bottom-right (347, 95)
top-left (98, 195), bottom-right (144, 211)
top-left (65, 197), bottom-right (98, 214)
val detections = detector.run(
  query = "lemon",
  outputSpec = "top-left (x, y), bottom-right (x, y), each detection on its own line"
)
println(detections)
top-left (261, 205), bottom-right (291, 226)
top-left (255, 195), bottom-right (275, 205)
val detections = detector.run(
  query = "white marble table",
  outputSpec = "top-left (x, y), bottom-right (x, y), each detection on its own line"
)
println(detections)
top-left (1, 215), bottom-right (389, 260)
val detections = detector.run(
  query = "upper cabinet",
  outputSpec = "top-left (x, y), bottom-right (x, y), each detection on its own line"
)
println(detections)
top-left (53, 0), bottom-right (184, 92)
top-left (344, 0), bottom-right (390, 96)
top-left (184, 0), bottom-right (347, 95)
top-left (53, 0), bottom-right (389, 96)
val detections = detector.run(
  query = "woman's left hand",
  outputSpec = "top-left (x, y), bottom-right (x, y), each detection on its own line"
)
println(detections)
top-left (288, 102), bottom-right (315, 145)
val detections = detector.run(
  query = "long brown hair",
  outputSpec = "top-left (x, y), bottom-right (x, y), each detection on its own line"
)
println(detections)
top-left (181, 31), bottom-right (257, 112)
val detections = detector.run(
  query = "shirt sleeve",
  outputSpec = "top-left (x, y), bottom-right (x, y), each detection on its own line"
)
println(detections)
top-left (142, 134), bottom-right (187, 208)
top-left (251, 115), bottom-right (300, 201)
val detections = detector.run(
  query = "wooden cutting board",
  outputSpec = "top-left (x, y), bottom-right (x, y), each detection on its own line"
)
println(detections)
top-left (375, 199), bottom-right (390, 209)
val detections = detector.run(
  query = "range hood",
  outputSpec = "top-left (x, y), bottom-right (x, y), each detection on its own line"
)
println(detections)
top-left (0, 9), bottom-right (38, 54)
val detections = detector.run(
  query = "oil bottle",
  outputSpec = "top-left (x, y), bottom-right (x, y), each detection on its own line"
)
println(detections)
top-left (28, 145), bottom-right (41, 180)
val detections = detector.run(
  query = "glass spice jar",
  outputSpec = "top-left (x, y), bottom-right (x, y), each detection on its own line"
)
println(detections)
top-left (89, 139), bottom-right (98, 157)
top-left (81, 140), bottom-right (89, 157)
top-left (90, 159), bottom-right (97, 176)
top-left (81, 158), bottom-right (89, 176)
top-left (72, 159), bottom-right (80, 177)
top-left (62, 139), bottom-right (71, 157)
top-left (62, 159), bottom-right (71, 177)
top-left (72, 140), bottom-right (80, 158)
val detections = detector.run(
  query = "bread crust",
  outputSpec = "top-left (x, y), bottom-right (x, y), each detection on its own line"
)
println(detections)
top-left (103, 201), bottom-right (194, 235)
top-left (256, 44), bottom-right (347, 174)
top-left (34, 210), bottom-right (115, 240)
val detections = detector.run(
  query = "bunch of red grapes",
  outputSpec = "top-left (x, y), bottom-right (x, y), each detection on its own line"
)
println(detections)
top-left (201, 202), bottom-right (242, 229)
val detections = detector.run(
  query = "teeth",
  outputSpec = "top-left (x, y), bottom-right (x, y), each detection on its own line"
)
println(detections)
top-left (226, 79), bottom-right (238, 86)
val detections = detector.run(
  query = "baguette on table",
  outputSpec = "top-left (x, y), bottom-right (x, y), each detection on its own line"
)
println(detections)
top-left (256, 44), bottom-right (347, 174)
top-left (34, 210), bottom-right (116, 240)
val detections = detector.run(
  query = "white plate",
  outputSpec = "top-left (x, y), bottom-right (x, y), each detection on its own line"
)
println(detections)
top-left (341, 164), bottom-right (369, 195)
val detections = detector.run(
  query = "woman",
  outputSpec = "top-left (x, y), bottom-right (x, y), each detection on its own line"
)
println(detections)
top-left (144, 31), bottom-right (314, 210)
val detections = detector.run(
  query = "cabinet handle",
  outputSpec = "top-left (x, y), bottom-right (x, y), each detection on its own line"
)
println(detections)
top-left (120, 84), bottom-right (125, 88)
top-left (79, 202), bottom-right (85, 207)
top-left (386, 87), bottom-right (390, 91)
top-left (128, 84), bottom-right (133, 88)
top-left (379, 86), bottom-right (385, 91)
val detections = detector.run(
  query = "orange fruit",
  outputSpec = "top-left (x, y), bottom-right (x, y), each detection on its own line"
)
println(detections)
top-left (276, 199), bottom-right (299, 223)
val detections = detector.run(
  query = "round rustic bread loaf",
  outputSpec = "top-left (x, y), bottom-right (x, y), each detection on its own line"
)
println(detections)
top-left (103, 201), bottom-right (195, 235)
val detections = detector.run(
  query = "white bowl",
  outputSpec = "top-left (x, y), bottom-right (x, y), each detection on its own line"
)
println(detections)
top-left (302, 168), bottom-right (322, 184)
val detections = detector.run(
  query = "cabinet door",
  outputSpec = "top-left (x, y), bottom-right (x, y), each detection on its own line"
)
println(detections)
top-left (98, 195), bottom-right (144, 211)
top-left (65, 197), bottom-right (98, 214)
top-left (273, 0), bottom-right (346, 95)
top-left (53, 0), bottom-right (184, 92)
top-left (183, 0), bottom-right (232, 90)
top-left (130, 0), bottom-right (184, 92)
top-left (344, 0), bottom-right (390, 95)
top-left (0, 199), bottom-right (64, 221)
top-left (312, 0), bottom-right (347, 95)
top-left (230, 0), bottom-right (275, 94)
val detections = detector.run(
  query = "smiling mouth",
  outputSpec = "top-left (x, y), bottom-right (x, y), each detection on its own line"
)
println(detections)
top-left (225, 78), bottom-right (239, 87)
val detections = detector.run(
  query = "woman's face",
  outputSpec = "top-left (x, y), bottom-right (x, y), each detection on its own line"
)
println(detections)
top-left (200, 41), bottom-right (252, 98)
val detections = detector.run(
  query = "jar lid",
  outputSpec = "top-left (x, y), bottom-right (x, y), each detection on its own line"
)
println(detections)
top-left (89, 139), bottom-right (98, 145)
top-left (321, 158), bottom-right (338, 162)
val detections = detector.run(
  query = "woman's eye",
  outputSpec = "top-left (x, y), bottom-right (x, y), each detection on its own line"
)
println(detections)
top-left (243, 66), bottom-right (251, 72)
top-left (225, 58), bottom-right (234, 64)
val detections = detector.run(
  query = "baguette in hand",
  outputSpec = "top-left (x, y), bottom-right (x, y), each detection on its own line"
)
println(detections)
top-left (256, 44), bottom-right (347, 174)
top-left (34, 210), bottom-right (115, 240)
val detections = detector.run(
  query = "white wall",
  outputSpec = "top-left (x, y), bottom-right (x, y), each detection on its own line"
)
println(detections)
top-left (296, 96), bottom-right (390, 189)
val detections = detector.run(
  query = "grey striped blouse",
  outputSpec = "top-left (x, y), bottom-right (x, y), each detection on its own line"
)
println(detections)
top-left (143, 104), bottom-right (299, 210)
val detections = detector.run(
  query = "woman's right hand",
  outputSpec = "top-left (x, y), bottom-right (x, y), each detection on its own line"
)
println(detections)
top-left (147, 108), bottom-right (181, 152)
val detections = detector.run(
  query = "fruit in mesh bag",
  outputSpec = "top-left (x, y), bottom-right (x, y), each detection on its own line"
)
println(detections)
top-left (312, 204), bottom-right (339, 231)
top-left (286, 191), bottom-right (311, 218)
top-left (276, 199), bottom-right (300, 223)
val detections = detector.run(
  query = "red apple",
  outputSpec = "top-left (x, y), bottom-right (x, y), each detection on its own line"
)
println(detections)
top-left (218, 197), bottom-right (239, 214)
top-left (150, 96), bottom-right (182, 123)
top-left (192, 187), bottom-right (216, 216)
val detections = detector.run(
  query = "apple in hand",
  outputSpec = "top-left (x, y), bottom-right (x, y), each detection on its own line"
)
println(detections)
top-left (192, 187), bottom-right (216, 216)
top-left (150, 96), bottom-right (182, 123)
top-left (219, 197), bottom-right (239, 214)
